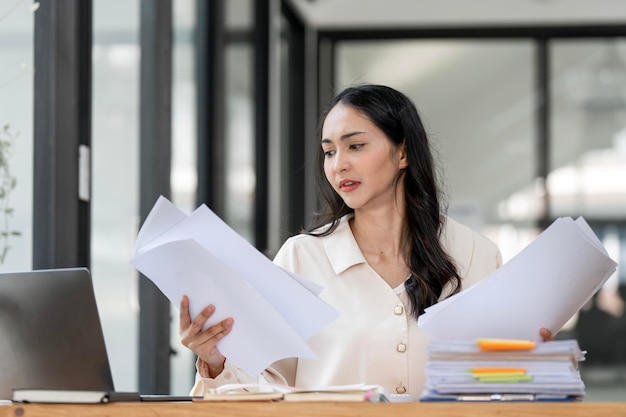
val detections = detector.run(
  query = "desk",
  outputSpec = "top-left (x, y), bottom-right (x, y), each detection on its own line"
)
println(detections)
top-left (1, 401), bottom-right (625, 417)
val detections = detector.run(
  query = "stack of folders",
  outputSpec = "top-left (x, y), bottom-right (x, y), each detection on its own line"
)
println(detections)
top-left (420, 338), bottom-right (586, 402)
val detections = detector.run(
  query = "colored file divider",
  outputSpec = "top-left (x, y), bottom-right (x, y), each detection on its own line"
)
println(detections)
top-left (476, 338), bottom-right (536, 351)
top-left (475, 375), bottom-right (533, 383)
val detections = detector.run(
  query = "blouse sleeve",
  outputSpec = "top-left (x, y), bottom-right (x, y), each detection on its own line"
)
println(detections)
top-left (189, 358), bottom-right (295, 396)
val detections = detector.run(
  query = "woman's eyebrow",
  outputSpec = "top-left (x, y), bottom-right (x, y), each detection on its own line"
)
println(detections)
top-left (321, 131), bottom-right (365, 144)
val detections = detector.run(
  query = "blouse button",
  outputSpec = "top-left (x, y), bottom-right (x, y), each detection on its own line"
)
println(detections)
top-left (396, 386), bottom-right (407, 394)
top-left (396, 343), bottom-right (406, 353)
top-left (394, 305), bottom-right (404, 315)
top-left (224, 371), bottom-right (233, 380)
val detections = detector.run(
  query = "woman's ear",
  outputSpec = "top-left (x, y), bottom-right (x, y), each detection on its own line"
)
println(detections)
top-left (398, 142), bottom-right (408, 169)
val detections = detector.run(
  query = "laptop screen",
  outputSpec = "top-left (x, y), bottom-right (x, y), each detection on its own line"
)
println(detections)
top-left (0, 268), bottom-right (115, 400)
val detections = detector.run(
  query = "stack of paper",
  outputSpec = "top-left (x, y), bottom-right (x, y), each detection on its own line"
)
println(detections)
top-left (131, 196), bottom-right (339, 376)
top-left (418, 216), bottom-right (618, 342)
top-left (420, 339), bottom-right (587, 401)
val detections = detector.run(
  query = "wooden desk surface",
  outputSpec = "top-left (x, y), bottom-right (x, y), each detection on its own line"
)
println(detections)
top-left (1, 401), bottom-right (625, 417)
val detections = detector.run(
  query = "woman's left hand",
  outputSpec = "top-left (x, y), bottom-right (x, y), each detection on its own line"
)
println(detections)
top-left (540, 327), bottom-right (554, 342)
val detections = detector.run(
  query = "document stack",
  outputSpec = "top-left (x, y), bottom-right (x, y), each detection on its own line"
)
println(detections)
top-left (420, 338), bottom-right (587, 402)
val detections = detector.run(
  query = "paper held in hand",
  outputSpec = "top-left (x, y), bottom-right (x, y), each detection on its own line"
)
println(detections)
top-left (418, 216), bottom-right (618, 341)
top-left (130, 196), bottom-right (339, 376)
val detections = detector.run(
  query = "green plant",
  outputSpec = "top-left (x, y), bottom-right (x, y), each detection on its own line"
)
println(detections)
top-left (0, 124), bottom-right (20, 263)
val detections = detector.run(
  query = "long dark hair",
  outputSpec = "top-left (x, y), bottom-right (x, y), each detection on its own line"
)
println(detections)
top-left (306, 84), bottom-right (461, 320)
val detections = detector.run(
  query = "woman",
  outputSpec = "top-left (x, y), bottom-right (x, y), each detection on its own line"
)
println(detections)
top-left (180, 84), bottom-right (553, 398)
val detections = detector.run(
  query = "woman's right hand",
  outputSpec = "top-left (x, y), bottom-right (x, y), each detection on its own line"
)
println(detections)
top-left (179, 295), bottom-right (234, 378)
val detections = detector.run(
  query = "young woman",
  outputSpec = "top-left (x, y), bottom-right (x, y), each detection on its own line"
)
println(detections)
top-left (180, 84), bottom-right (553, 398)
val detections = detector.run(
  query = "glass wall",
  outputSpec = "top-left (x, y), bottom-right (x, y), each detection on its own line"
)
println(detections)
top-left (224, 0), bottom-right (255, 241)
top-left (550, 39), bottom-right (626, 387)
top-left (170, 0), bottom-right (197, 395)
top-left (92, 0), bottom-right (141, 393)
top-left (223, 44), bottom-right (255, 241)
top-left (336, 40), bottom-right (538, 262)
top-left (549, 39), bottom-right (626, 222)
top-left (92, 0), bottom-right (201, 395)
top-left (0, 1), bottom-right (35, 272)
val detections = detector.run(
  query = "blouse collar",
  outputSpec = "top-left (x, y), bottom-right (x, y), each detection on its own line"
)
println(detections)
top-left (322, 214), bottom-right (367, 275)
top-left (321, 214), bottom-right (474, 280)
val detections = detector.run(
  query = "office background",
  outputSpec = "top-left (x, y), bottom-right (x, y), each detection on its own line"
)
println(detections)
top-left (0, 0), bottom-right (625, 399)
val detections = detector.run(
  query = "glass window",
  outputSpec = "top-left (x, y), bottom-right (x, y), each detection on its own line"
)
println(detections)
top-left (224, 43), bottom-right (255, 241)
top-left (0, 2), bottom-right (35, 271)
top-left (170, 0), bottom-right (197, 395)
top-left (336, 40), bottom-right (538, 261)
top-left (92, 0), bottom-right (141, 393)
top-left (224, 1), bottom-right (254, 241)
top-left (551, 39), bottom-right (626, 386)
top-left (550, 39), bottom-right (626, 221)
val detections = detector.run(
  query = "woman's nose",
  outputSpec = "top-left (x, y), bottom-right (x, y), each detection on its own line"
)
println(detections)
top-left (332, 151), bottom-right (349, 172)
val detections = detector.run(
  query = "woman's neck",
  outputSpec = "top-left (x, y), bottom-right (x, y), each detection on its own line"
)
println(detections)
top-left (350, 208), bottom-right (409, 288)
top-left (350, 178), bottom-right (406, 255)
top-left (350, 210), bottom-right (404, 258)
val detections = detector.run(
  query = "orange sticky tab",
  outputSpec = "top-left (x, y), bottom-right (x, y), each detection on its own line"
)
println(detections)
top-left (470, 367), bottom-right (527, 375)
top-left (476, 338), bottom-right (536, 351)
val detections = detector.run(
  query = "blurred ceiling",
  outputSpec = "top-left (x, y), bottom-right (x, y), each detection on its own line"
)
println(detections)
top-left (286, 0), bottom-right (626, 29)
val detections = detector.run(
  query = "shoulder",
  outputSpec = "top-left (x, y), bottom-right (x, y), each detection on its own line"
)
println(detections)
top-left (276, 233), bottom-right (321, 256)
top-left (273, 215), bottom-right (356, 277)
top-left (440, 216), bottom-right (502, 288)
top-left (275, 216), bottom-right (351, 257)
top-left (273, 230), bottom-right (327, 273)
top-left (441, 217), bottom-right (499, 255)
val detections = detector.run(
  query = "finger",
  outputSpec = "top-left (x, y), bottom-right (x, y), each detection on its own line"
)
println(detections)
top-left (189, 318), bottom-right (234, 353)
top-left (181, 305), bottom-right (220, 348)
top-left (179, 295), bottom-right (191, 330)
top-left (189, 305), bottom-right (216, 333)
top-left (205, 318), bottom-right (233, 340)
top-left (211, 318), bottom-right (234, 343)
top-left (540, 327), bottom-right (554, 341)
top-left (199, 318), bottom-right (234, 346)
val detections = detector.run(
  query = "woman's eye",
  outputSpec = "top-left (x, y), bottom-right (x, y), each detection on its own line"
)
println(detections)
top-left (323, 149), bottom-right (335, 157)
top-left (349, 143), bottom-right (364, 150)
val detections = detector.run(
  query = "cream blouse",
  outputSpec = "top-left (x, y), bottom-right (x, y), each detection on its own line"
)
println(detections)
top-left (191, 214), bottom-right (502, 398)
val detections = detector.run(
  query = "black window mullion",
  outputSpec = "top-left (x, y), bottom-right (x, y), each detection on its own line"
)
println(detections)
top-left (278, 0), bottom-right (307, 238)
top-left (535, 38), bottom-right (551, 231)
top-left (138, 0), bottom-right (173, 395)
top-left (254, 1), bottom-right (270, 250)
top-left (196, 0), bottom-right (226, 216)
top-left (33, 0), bottom-right (92, 269)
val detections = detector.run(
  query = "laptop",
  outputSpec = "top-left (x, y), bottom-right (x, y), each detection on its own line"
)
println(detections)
top-left (0, 267), bottom-right (117, 400)
top-left (0, 267), bottom-right (200, 403)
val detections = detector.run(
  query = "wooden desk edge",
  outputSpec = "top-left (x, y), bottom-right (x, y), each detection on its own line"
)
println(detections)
top-left (2, 400), bottom-right (626, 417)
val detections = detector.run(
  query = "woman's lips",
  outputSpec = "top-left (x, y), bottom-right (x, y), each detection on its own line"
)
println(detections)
top-left (339, 180), bottom-right (360, 192)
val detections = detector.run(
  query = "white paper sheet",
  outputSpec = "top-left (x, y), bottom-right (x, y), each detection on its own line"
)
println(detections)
top-left (131, 196), bottom-right (339, 376)
top-left (418, 216), bottom-right (617, 342)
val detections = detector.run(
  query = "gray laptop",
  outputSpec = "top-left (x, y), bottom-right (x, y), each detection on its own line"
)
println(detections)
top-left (0, 267), bottom-right (115, 400)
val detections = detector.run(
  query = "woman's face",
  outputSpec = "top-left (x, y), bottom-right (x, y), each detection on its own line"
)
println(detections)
top-left (321, 103), bottom-right (407, 213)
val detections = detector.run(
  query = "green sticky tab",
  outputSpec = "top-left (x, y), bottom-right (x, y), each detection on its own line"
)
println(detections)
top-left (476, 375), bottom-right (533, 383)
